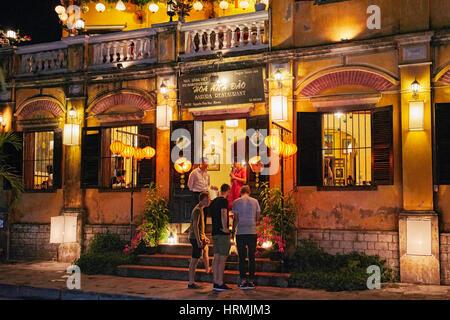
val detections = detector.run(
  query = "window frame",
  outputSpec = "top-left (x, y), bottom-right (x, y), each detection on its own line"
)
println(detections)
top-left (22, 128), bottom-right (61, 193)
top-left (296, 106), bottom-right (394, 191)
top-left (319, 109), bottom-right (374, 190)
top-left (81, 122), bottom-right (156, 192)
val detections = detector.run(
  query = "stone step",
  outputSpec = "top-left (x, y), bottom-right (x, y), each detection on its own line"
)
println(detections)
top-left (138, 254), bottom-right (281, 273)
top-left (158, 244), bottom-right (215, 256)
top-left (116, 265), bottom-right (290, 288)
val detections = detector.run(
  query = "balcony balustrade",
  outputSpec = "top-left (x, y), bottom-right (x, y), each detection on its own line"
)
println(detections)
top-left (17, 42), bottom-right (68, 75)
top-left (5, 11), bottom-right (268, 78)
top-left (89, 28), bottom-right (157, 69)
top-left (180, 11), bottom-right (268, 58)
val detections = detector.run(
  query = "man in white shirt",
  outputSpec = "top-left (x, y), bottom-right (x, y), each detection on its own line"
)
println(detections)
top-left (188, 158), bottom-right (218, 194)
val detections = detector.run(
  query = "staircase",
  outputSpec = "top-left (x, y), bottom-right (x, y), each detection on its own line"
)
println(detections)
top-left (117, 233), bottom-right (290, 287)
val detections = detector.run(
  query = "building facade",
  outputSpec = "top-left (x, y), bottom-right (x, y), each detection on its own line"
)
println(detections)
top-left (1, 0), bottom-right (450, 285)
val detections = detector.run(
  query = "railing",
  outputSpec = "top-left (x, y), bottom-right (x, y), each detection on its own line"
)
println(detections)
top-left (180, 11), bottom-right (268, 58)
top-left (17, 42), bottom-right (68, 75)
top-left (89, 29), bottom-right (157, 69)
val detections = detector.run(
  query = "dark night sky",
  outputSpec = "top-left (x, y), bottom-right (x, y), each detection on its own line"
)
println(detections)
top-left (1, 0), bottom-right (62, 44)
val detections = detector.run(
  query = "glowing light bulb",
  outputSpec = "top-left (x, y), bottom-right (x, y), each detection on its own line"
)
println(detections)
top-left (96, 3), bottom-right (106, 12)
top-left (59, 13), bottom-right (68, 22)
top-left (239, 0), bottom-right (249, 9)
top-left (219, 1), bottom-right (229, 9)
top-left (55, 5), bottom-right (66, 15)
top-left (193, 1), bottom-right (203, 11)
top-left (6, 30), bottom-right (16, 39)
top-left (116, 0), bottom-right (126, 11)
top-left (148, 3), bottom-right (159, 13)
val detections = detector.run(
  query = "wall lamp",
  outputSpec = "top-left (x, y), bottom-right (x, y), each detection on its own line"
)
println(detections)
top-left (411, 78), bottom-right (420, 100)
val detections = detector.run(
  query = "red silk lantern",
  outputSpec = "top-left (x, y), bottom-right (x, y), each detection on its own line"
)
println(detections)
top-left (110, 140), bottom-right (124, 155)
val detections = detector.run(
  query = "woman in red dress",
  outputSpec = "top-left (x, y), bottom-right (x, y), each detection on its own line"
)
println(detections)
top-left (228, 161), bottom-right (247, 210)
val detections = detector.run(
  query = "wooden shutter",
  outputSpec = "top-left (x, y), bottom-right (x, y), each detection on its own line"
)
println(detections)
top-left (53, 129), bottom-right (63, 189)
top-left (138, 123), bottom-right (156, 187)
top-left (436, 103), bottom-right (450, 185)
top-left (81, 128), bottom-right (101, 188)
top-left (170, 120), bottom-right (195, 223)
top-left (297, 112), bottom-right (322, 186)
top-left (246, 115), bottom-right (269, 194)
top-left (3, 132), bottom-right (23, 190)
top-left (371, 106), bottom-right (394, 185)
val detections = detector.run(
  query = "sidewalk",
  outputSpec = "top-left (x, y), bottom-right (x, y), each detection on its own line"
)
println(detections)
top-left (0, 261), bottom-right (449, 300)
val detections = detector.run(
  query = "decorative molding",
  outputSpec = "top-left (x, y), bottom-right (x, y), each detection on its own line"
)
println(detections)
top-left (298, 69), bottom-right (396, 97)
top-left (87, 89), bottom-right (155, 115)
top-left (15, 96), bottom-right (65, 120)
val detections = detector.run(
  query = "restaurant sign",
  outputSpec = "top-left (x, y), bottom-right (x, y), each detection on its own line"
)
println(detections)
top-left (180, 68), bottom-right (265, 108)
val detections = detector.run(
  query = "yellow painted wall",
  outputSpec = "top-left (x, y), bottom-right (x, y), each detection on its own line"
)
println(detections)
top-left (291, 0), bottom-right (432, 48)
top-left (400, 65), bottom-right (433, 211)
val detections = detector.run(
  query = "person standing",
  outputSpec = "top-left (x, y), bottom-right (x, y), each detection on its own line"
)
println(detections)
top-left (188, 192), bottom-right (210, 289)
top-left (232, 185), bottom-right (260, 290)
top-left (209, 184), bottom-right (232, 291)
top-left (187, 158), bottom-right (217, 274)
top-left (228, 161), bottom-right (247, 210)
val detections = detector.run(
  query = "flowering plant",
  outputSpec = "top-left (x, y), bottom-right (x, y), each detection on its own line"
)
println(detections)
top-left (257, 216), bottom-right (286, 253)
top-left (123, 219), bottom-right (158, 254)
top-left (124, 183), bottom-right (169, 254)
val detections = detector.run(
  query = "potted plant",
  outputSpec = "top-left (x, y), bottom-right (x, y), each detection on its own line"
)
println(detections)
top-left (124, 183), bottom-right (169, 255)
top-left (258, 183), bottom-right (297, 261)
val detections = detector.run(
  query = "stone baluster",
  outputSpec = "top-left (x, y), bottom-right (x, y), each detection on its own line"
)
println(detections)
top-left (206, 29), bottom-right (212, 52)
top-left (231, 27), bottom-right (236, 48)
top-left (256, 23), bottom-right (261, 46)
top-left (143, 38), bottom-right (150, 59)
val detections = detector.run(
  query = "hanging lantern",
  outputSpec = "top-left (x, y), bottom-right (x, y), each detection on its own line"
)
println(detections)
top-left (55, 5), bottom-right (66, 15)
top-left (219, 1), bottom-right (229, 9)
top-left (193, 1), bottom-right (203, 11)
top-left (110, 140), bottom-right (125, 155)
top-left (75, 18), bottom-right (85, 30)
top-left (96, 2), bottom-right (106, 12)
top-left (143, 146), bottom-right (156, 159)
top-left (148, 3), bottom-right (159, 13)
top-left (116, 0), bottom-right (126, 11)
top-left (121, 145), bottom-right (135, 159)
top-left (134, 148), bottom-right (145, 161)
top-left (156, 105), bottom-right (172, 130)
top-left (174, 157), bottom-right (192, 189)
top-left (63, 124), bottom-right (80, 146)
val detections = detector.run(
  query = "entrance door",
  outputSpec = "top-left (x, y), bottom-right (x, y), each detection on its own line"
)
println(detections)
top-left (169, 120), bottom-right (195, 223)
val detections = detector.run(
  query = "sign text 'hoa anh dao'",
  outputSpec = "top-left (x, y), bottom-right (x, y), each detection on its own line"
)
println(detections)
top-left (180, 68), bottom-right (265, 108)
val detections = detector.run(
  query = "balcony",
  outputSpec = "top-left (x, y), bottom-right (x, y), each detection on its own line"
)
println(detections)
top-left (16, 42), bottom-right (69, 76)
top-left (89, 28), bottom-right (157, 70)
top-left (2, 11), bottom-right (269, 79)
top-left (181, 11), bottom-right (269, 58)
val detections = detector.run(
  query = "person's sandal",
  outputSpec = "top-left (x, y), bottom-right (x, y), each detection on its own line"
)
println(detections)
top-left (188, 283), bottom-right (202, 289)
top-left (238, 280), bottom-right (248, 290)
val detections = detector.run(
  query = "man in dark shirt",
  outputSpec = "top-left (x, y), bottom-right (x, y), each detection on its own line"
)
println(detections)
top-left (209, 183), bottom-right (232, 291)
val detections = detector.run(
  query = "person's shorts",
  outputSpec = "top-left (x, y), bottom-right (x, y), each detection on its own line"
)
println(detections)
top-left (212, 234), bottom-right (231, 256)
top-left (189, 238), bottom-right (202, 259)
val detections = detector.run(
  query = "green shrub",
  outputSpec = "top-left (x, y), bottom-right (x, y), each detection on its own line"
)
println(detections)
top-left (286, 240), bottom-right (396, 291)
top-left (87, 231), bottom-right (125, 254)
top-left (75, 231), bottom-right (134, 275)
top-left (75, 251), bottom-right (136, 275)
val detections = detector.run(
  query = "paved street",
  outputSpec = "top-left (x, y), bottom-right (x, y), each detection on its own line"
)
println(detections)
top-left (0, 261), bottom-right (449, 300)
